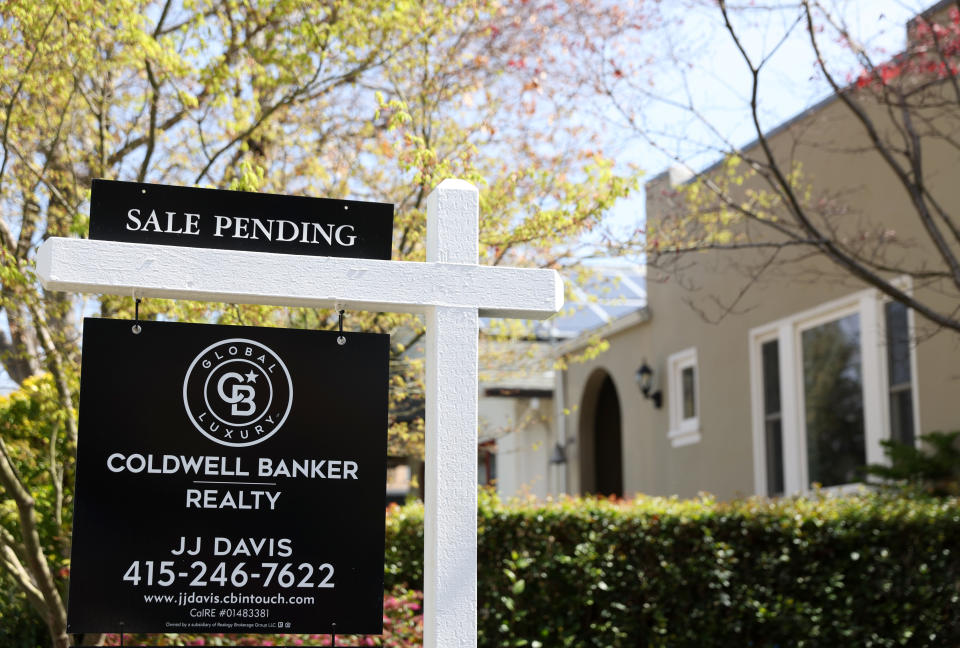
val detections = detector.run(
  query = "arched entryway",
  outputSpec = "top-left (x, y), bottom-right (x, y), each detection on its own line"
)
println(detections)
top-left (578, 369), bottom-right (623, 497)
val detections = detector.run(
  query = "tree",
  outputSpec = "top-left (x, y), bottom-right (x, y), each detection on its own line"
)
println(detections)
top-left (0, 1), bottom-right (647, 645)
top-left (0, 375), bottom-right (71, 646)
top-left (597, 0), bottom-right (960, 336)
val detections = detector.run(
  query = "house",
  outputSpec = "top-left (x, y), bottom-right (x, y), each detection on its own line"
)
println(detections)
top-left (478, 264), bottom-right (646, 499)
top-left (478, 343), bottom-right (554, 499)
top-left (548, 2), bottom-right (960, 500)
top-left (381, 260), bottom-right (647, 503)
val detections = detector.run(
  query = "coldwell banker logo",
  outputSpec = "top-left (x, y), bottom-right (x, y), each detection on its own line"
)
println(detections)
top-left (183, 338), bottom-right (293, 447)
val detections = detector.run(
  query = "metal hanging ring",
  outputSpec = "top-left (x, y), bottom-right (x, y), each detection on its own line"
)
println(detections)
top-left (132, 298), bottom-right (142, 335)
top-left (336, 309), bottom-right (346, 346)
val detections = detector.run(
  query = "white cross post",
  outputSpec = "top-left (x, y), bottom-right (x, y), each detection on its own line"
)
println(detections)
top-left (37, 179), bottom-right (563, 648)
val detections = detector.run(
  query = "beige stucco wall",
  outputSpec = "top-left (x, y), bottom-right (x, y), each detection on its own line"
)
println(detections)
top-left (559, 90), bottom-right (960, 500)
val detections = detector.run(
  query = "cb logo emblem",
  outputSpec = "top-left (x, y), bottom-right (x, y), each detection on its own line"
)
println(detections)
top-left (218, 372), bottom-right (257, 416)
top-left (183, 338), bottom-right (293, 447)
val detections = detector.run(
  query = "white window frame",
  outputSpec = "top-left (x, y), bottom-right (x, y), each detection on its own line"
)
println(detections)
top-left (667, 347), bottom-right (701, 447)
top-left (749, 284), bottom-right (920, 496)
top-left (751, 329), bottom-right (784, 494)
top-left (878, 298), bottom-right (921, 449)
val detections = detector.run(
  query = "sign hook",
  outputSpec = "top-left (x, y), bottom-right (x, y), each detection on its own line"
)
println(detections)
top-left (132, 298), bottom-right (142, 335)
top-left (336, 309), bottom-right (346, 346)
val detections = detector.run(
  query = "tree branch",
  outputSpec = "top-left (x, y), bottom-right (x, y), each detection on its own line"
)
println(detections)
top-left (0, 437), bottom-right (67, 645)
top-left (137, 60), bottom-right (161, 182)
top-left (700, 1), bottom-right (960, 333)
top-left (0, 526), bottom-right (45, 615)
top-left (0, 8), bottom-right (59, 196)
top-left (800, 0), bottom-right (960, 291)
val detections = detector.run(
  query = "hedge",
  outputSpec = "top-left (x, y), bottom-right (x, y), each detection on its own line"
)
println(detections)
top-left (386, 491), bottom-right (960, 648)
top-left (6, 492), bottom-right (959, 646)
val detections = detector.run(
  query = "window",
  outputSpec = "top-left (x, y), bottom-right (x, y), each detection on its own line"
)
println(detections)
top-left (801, 311), bottom-right (866, 487)
top-left (750, 288), bottom-right (918, 495)
top-left (760, 339), bottom-right (784, 496)
top-left (885, 301), bottom-right (915, 446)
top-left (667, 348), bottom-right (700, 447)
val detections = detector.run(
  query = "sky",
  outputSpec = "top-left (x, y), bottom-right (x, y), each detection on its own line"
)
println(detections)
top-left (0, 0), bottom-right (938, 394)
top-left (601, 0), bottom-right (932, 236)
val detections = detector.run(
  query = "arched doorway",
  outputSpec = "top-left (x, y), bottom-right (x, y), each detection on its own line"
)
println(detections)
top-left (579, 370), bottom-right (623, 497)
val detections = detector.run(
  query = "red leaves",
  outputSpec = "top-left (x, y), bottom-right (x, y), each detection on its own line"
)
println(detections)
top-left (854, 13), bottom-right (960, 90)
top-left (880, 64), bottom-right (899, 84)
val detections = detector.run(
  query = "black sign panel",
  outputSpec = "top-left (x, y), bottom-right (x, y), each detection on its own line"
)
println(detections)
top-left (89, 179), bottom-right (394, 260)
top-left (67, 319), bottom-right (389, 634)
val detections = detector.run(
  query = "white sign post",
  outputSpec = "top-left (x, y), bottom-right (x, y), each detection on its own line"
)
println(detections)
top-left (38, 179), bottom-right (563, 648)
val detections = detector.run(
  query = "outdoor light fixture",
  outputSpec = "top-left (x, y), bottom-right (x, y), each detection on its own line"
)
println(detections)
top-left (549, 442), bottom-right (568, 465)
top-left (636, 361), bottom-right (663, 409)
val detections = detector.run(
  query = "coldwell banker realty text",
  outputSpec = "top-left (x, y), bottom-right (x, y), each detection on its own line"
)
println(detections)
top-left (66, 319), bottom-right (389, 635)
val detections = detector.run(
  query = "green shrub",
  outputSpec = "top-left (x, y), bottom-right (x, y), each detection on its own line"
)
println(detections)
top-left (10, 492), bottom-right (957, 646)
top-left (384, 501), bottom-right (424, 591)
top-left (385, 491), bottom-right (960, 648)
top-left (865, 430), bottom-right (960, 496)
top-left (0, 571), bottom-right (50, 648)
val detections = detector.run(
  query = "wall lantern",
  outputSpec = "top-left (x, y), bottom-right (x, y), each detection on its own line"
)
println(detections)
top-left (549, 442), bottom-right (568, 465)
top-left (635, 361), bottom-right (663, 409)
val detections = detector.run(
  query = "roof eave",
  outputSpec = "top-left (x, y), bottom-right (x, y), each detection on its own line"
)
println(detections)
top-left (554, 306), bottom-right (652, 357)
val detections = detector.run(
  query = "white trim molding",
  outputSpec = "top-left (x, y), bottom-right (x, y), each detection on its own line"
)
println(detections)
top-left (667, 347), bottom-right (701, 447)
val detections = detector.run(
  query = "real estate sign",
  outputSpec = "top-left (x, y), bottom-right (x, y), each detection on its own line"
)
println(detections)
top-left (66, 318), bottom-right (389, 635)
top-left (89, 179), bottom-right (394, 260)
